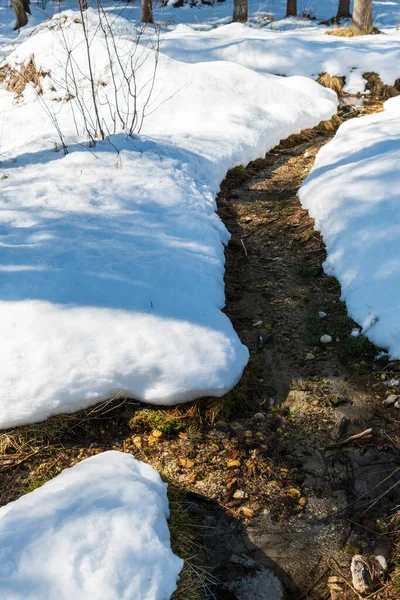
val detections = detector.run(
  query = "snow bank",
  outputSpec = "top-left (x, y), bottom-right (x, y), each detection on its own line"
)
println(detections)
top-left (160, 23), bottom-right (400, 94)
top-left (299, 97), bottom-right (400, 357)
top-left (0, 11), bottom-right (336, 428)
top-left (0, 451), bottom-right (183, 599)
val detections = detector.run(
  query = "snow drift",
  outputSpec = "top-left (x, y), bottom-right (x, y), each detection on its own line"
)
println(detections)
top-left (159, 22), bottom-right (400, 95)
top-left (0, 451), bottom-right (183, 599)
top-left (299, 96), bottom-right (400, 358)
top-left (0, 11), bottom-right (337, 428)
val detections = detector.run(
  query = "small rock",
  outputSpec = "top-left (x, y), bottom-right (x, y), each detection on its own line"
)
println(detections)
top-left (252, 320), bottom-right (263, 327)
top-left (304, 151), bottom-right (311, 158)
top-left (319, 311), bottom-right (327, 318)
top-left (132, 435), bottom-right (143, 449)
top-left (240, 506), bottom-right (254, 518)
top-left (375, 555), bottom-right (388, 571)
top-left (306, 352), bottom-right (315, 360)
top-left (216, 420), bottom-right (228, 428)
top-left (147, 435), bottom-right (161, 446)
top-left (254, 412), bottom-right (266, 420)
top-left (383, 394), bottom-right (398, 406)
top-left (233, 490), bottom-right (246, 499)
top-left (351, 555), bottom-right (372, 594)
top-left (320, 334), bottom-right (333, 344)
top-left (180, 458), bottom-right (195, 469)
top-left (388, 379), bottom-right (400, 387)
top-left (351, 328), bottom-right (361, 337)
top-left (286, 488), bottom-right (301, 499)
top-left (226, 564), bottom-right (284, 600)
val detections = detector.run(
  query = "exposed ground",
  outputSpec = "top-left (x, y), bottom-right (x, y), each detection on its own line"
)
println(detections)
top-left (1, 97), bottom-right (400, 599)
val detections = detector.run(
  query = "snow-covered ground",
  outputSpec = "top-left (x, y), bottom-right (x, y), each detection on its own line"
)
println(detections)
top-left (0, 10), bottom-right (337, 428)
top-left (159, 23), bottom-right (400, 94)
top-left (299, 97), bottom-right (400, 358)
top-left (0, 451), bottom-right (183, 599)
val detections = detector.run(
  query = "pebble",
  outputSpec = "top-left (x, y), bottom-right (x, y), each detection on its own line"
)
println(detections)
top-left (304, 151), bottom-right (311, 158)
top-left (375, 555), bottom-right (388, 571)
top-left (306, 352), bottom-right (315, 360)
top-left (233, 490), bottom-right (246, 499)
top-left (389, 379), bottom-right (400, 387)
top-left (254, 412), bottom-right (266, 420)
top-left (180, 458), bottom-right (195, 469)
top-left (351, 555), bottom-right (372, 594)
top-left (319, 311), bottom-right (327, 318)
top-left (320, 334), bottom-right (333, 344)
top-left (383, 394), bottom-right (398, 406)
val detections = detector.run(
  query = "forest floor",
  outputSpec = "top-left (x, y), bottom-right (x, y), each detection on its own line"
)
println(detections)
top-left (1, 97), bottom-right (400, 599)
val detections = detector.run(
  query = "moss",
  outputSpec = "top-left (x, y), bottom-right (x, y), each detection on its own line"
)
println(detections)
top-left (129, 410), bottom-right (185, 438)
top-left (227, 165), bottom-right (255, 182)
top-left (321, 275), bottom-right (341, 293)
top-left (344, 334), bottom-right (377, 358)
top-left (303, 314), bottom-right (325, 346)
top-left (23, 478), bottom-right (49, 494)
top-left (296, 266), bottom-right (322, 279)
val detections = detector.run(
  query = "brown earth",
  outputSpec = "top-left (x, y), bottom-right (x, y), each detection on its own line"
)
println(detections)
top-left (1, 98), bottom-right (400, 599)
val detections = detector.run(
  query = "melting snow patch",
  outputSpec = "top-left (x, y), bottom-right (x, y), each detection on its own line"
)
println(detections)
top-left (0, 451), bottom-right (183, 600)
top-left (299, 96), bottom-right (400, 358)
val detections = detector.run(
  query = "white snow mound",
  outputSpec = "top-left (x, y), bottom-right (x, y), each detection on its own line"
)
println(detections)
top-left (159, 23), bottom-right (400, 95)
top-left (299, 96), bottom-right (400, 358)
top-left (0, 11), bottom-right (337, 428)
top-left (0, 451), bottom-right (183, 600)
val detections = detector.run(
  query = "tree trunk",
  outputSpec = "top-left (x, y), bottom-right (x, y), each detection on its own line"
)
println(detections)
top-left (351, 0), bottom-right (373, 32)
top-left (142, 0), bottom-right (154, 23)
top-left (337, 0), bottom-right (351, 18)
top-left (286, 0), bottom-right (297, 17)
top-left (233, 0), bottom-right (248, 22)
top-left (12, 0), bottom-right (30, 30)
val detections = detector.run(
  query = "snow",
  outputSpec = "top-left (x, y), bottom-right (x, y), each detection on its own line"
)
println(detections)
top-left (0, 10), bottom-right (337, 428)
top-left (159, 22), bottom-right (400, 95)
top-left (0, 451), bottom-right (183, 599)
top-left (299, 96), bottom-right (400, 358)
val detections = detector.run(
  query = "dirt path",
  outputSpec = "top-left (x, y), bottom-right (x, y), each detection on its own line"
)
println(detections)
top-left (204, 99), bottom-right (400, 598)
top-left (1, 99), bottom-right (400, 599)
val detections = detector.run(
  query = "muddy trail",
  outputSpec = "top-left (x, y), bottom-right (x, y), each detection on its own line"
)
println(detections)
top-left (1, 99), bottom-right (400, 599)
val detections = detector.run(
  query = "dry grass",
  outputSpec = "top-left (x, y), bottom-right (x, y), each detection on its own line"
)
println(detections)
top-left (277, 113), bottom-right (342, 150)
top-left (0, 56), bottom-right (49, 99)
top-left (317, 72), bottom-right (345, 96)
top-left (325, 26), bottom-right (380, 36)
top-left (168, 484), bottom-right (217, 599)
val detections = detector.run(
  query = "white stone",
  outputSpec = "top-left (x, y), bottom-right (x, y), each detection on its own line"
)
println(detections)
top-left (351, 555), bottom-right (372, 594)
top-left (319, 311), bottom-right (327, 318)
top-left (383, 394), bottom-right (398, 406)
top-left (320, 334), bottom-right (333, 344)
